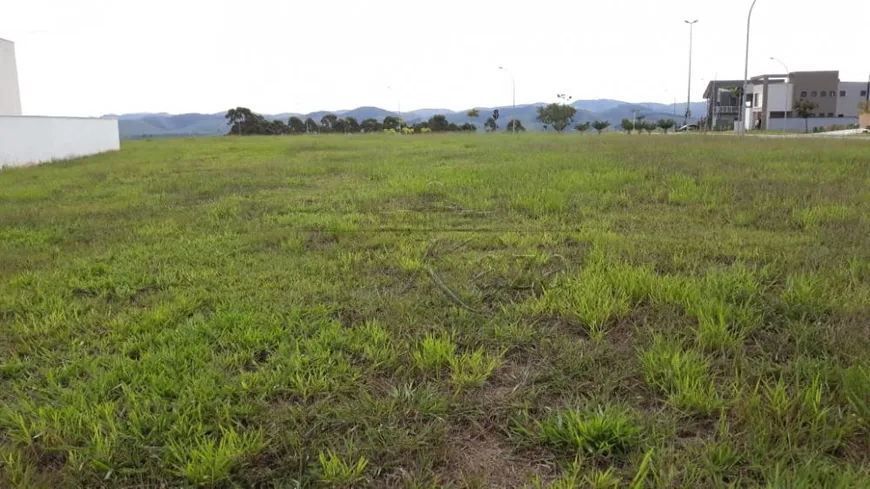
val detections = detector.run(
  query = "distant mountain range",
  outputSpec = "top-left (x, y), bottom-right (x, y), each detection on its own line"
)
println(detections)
top-left (106, 100), bottom-right (707, 139)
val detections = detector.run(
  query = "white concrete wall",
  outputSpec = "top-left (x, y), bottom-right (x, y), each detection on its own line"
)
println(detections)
top-left (767, 116), bottom-right (859, 132)
top-left (0, 38), bottom-right (23, 116)
top-left (0, 116), bottom-right (120, 168)
top-left (766, 84), bottom-right (793, 112)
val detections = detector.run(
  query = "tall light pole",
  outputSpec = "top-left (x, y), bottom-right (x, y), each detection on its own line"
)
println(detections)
top-left (684, 20), bottom-right (699, 127)
top-left (769, 57), bottom-right (790, 132)
top-left (664, 89), bottom-right (677, 116)
top-left (386, 85), bottom-right (401, 121)
top-left (738, 0), bottom-right (759, 135)
top-left (499, 66), bottom-right (516, 134)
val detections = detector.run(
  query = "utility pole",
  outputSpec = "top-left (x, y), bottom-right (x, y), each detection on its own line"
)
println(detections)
top-left (770, 57), bottom-right (790, 131)
top-left (499, 66), bottom-right (517, 134)
top-left (684, 19), bottom-right (699, 127)
top-left (386, 85), bottom-right (401, 123)
top-left (738, 0), bottom-right (759, 135)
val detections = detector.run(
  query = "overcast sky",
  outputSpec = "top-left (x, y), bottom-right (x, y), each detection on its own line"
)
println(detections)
top-left (4, 0), bottom-right (869, 117)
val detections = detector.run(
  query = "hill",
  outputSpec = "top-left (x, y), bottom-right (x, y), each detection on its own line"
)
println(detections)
top-left (111, 100), bottom-right (709, 138)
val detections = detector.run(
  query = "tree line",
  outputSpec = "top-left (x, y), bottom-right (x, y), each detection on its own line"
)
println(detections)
top-left (619, 117), bottom-right (677, 134)
top-left (224, 107), bottom-right (530, 135)
top-left (534, 94), bottom-right (676, 134)
top-left (226, 100), bottom-right (679, 136)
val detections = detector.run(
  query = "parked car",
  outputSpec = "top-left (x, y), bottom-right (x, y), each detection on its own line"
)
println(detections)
top-left (676, 124), bottom-right (700, 132)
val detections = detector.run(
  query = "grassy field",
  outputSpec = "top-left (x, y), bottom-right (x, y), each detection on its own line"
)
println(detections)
top-left (1, 134), bottom-right (869, 488)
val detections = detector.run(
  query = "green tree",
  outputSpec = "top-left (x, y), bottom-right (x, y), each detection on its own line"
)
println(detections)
top-left (484, 117), bottom-right (497, 132)
top-left (591, 120), bottom-right (611, 135)
top-left (642, 121), bottom-right (656, 134)
top-left (466, 109), bottom-right (480, 130)
top-left (536, 94), bottom-right (577, 132)
top-left (505, 119), bottom-right (526, 132)
top-left (657, 119), bottom-right (675, 134)
top-left (793, 99), bottom-right (820, 133)
top-left (447, 122), bottom-right (461, 132)
top-left (460, 122), bottom-right (477, 132)
top-left (344, 117), bottom-right (360, 133)
top-left (360, 118), bottom-right (382, 133)
top-left (620, 118), bottom-right (634, 134)
top-left (320, 114), bottom-right (338, 133)
top-left (428, 114), bottom-right (451, 132)
top-left (383, 116), bottom-right (402, 131)
top-left (266, 119), bottom-right (289, 135)
top-left (305, 117), bottom-right (318, 134)
top-left (225, 107), bottom-right (246, 135)
top-left (225, 107), bottom-right (259, 135)
top-left (574, 122), bottom-right (590, 133)
top-left (288, 116), bottom-right (306, 134)
top-left (224, 107), bottom-right (273, 135)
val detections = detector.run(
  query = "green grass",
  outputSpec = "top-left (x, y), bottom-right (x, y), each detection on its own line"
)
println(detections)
top-left (1, 133), bottom-right (869, 487)
top-left (517, 404), bottom-right (643, 456)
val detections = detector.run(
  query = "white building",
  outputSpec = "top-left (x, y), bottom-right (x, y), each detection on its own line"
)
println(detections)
top-left (704, 71), bottom-right (869, 132)
top-left (1, 37), bottom-right (120, 168)
top-left (0, 38), bottom-right (22, 115)
top-left (746, 71), bottom-right (867, 131)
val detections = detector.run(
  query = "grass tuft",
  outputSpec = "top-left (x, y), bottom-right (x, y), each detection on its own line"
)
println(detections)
top-left (640, 336), bottom-right (725, 414)
top-left (317, 450), bottom-right (369, 488)
top-left (449, 347), bottom-right (502, 390)
top-left (525, 405), bottom-right (643, 456)
top-left (166, 427), bottom-right (264, 485)
top-left (412, 333), bottom-right (457, 376)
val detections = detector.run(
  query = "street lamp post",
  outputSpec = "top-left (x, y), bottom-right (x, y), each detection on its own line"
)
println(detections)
top-left (664, 89), bottom-right (677, 116)
top-left (684, 20), bottom-right (699, 128)
top-left (499, 66), bottom-right (516, 134)
top-left (769, 57), bottom-right (790, 132)
top-left (386, 85), bottom-right (401, 121)
top-left (738, 0), bottom-right (759, 135)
